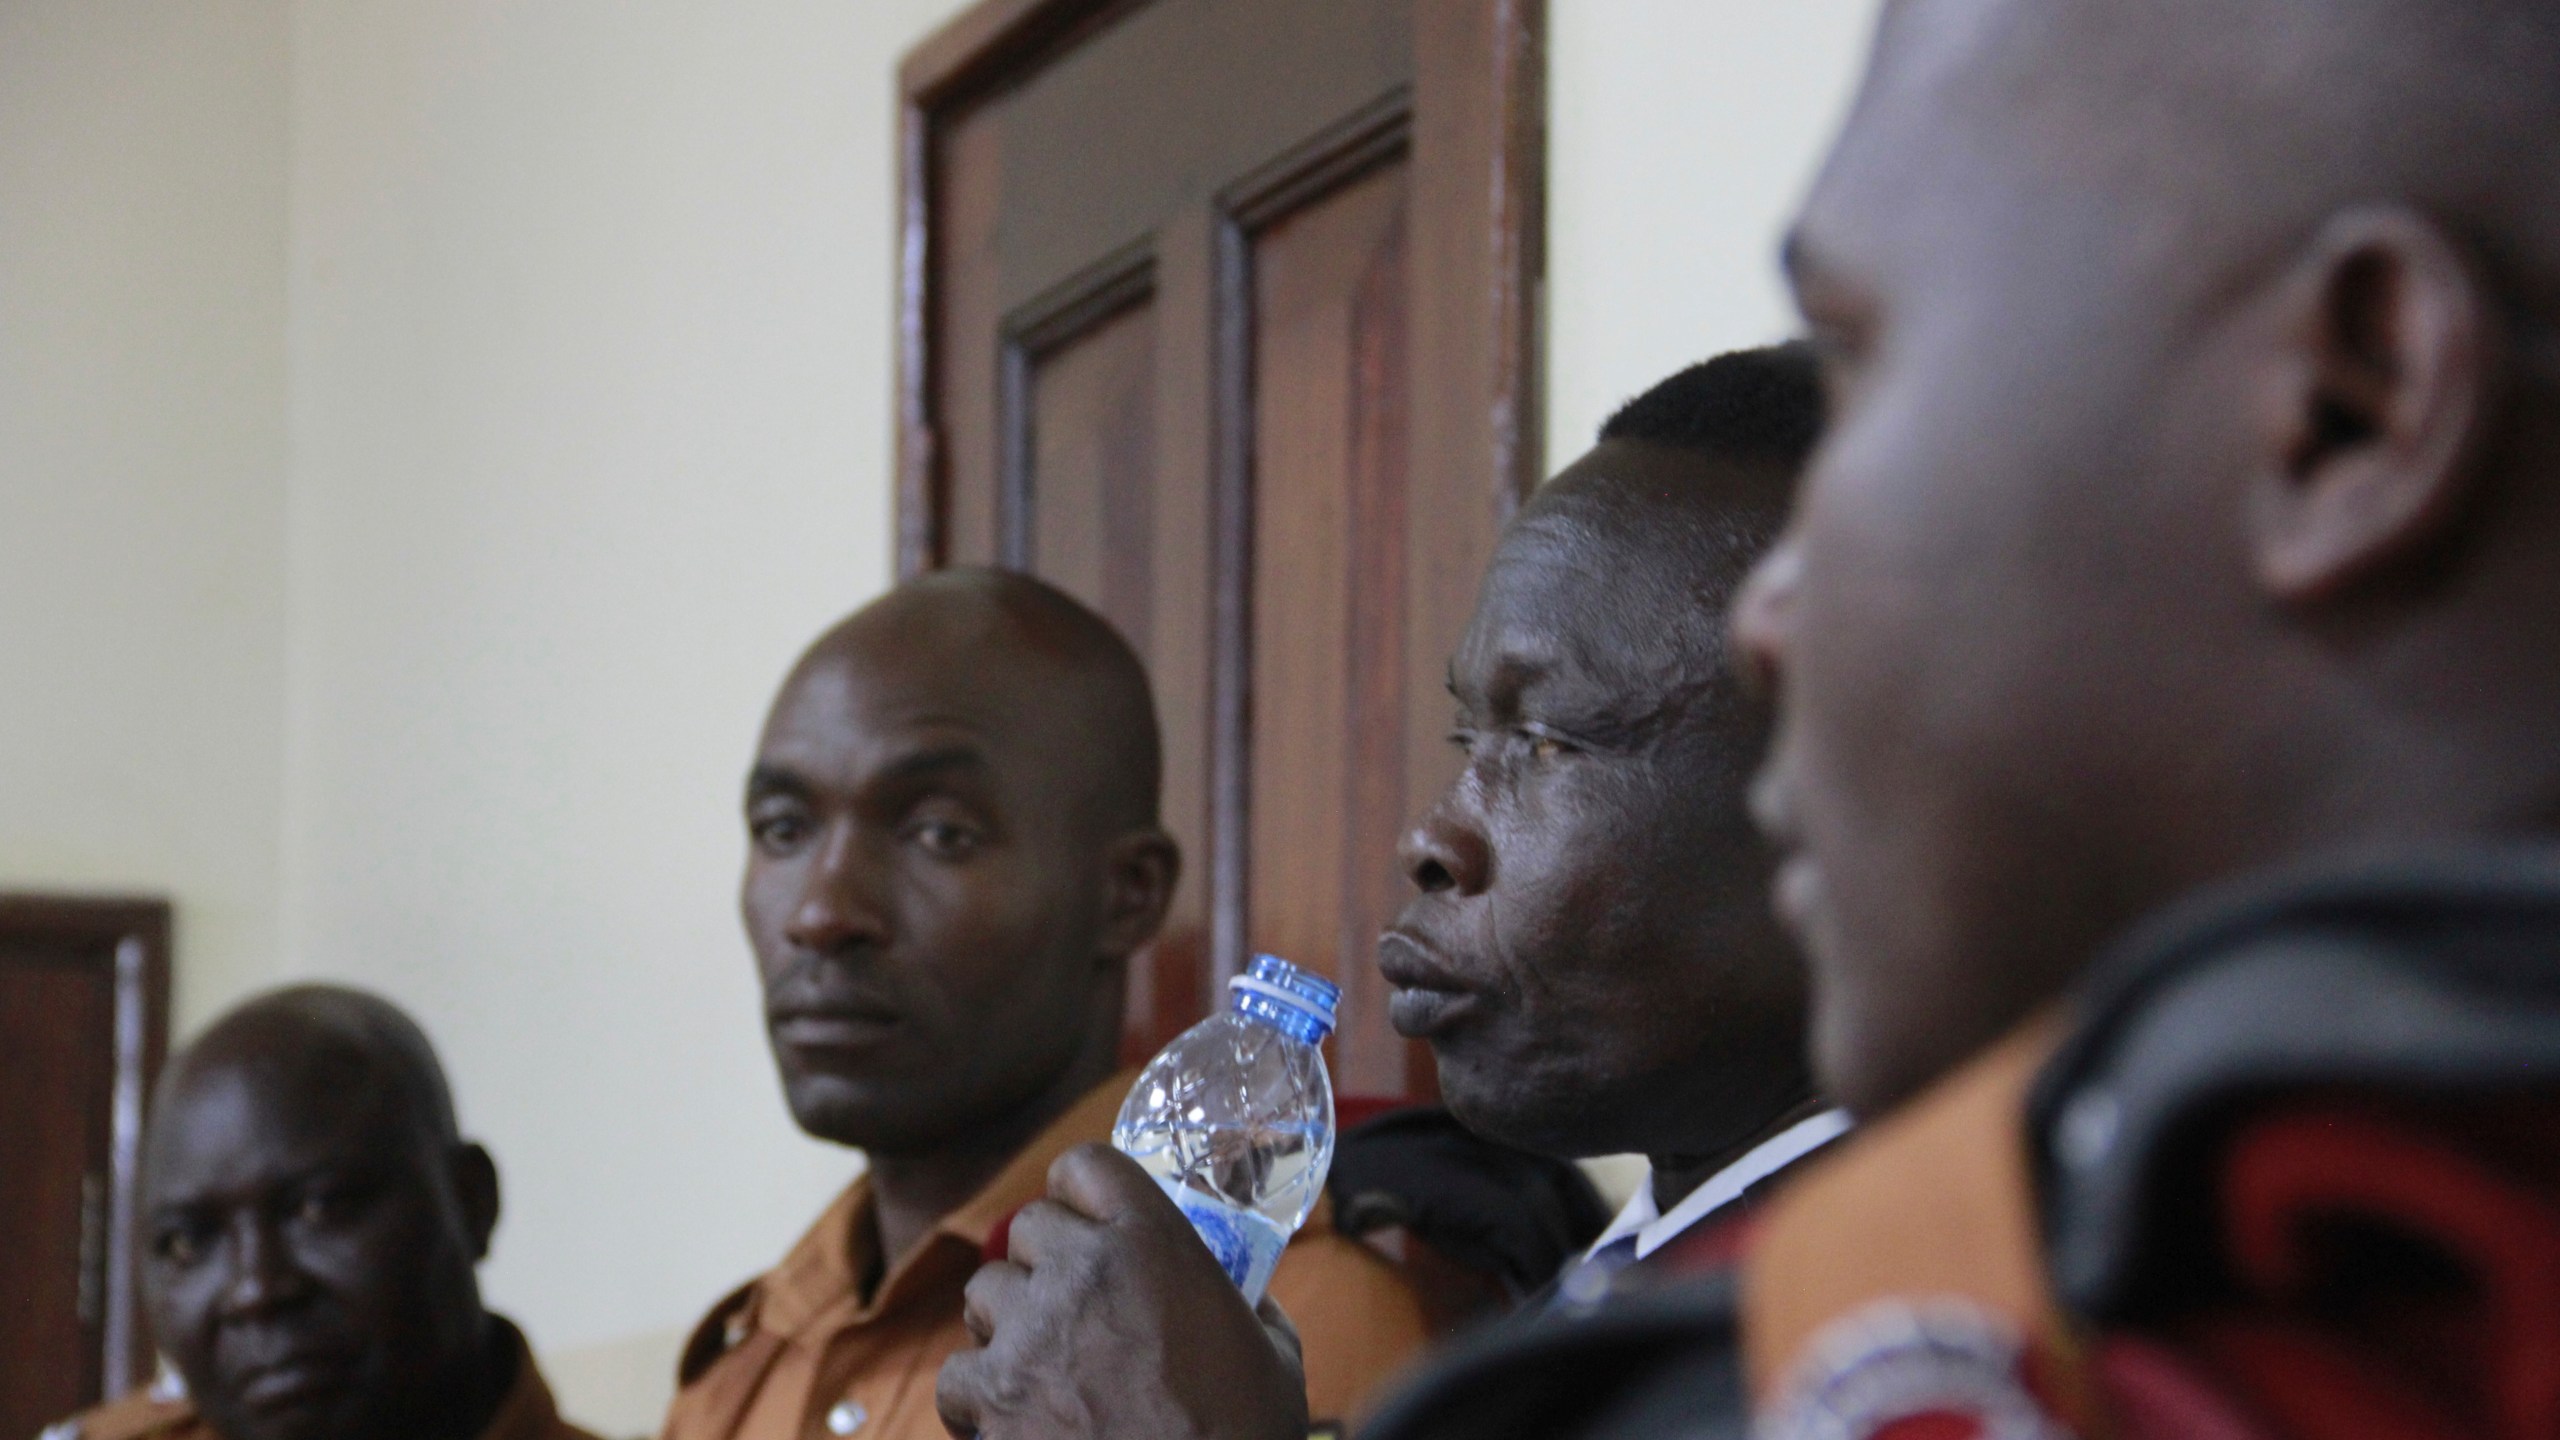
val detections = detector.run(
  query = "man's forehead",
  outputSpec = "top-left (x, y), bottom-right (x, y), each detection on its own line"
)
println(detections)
top-left (147, 1056), bottom-right (407, 1199)
top-left (759, 647), bottom-right (1012, 772)
top-left (1791, 0), bottom-right (2043, 278)
top-left (1459, 511), bottom-right (1700, 701)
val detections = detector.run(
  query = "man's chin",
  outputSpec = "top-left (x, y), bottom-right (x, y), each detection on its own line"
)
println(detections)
top-left (785, 1074), bottom-right (987, 1155)
top-left (1430, 1058), bottom-right (1609, 1162)
top-left (783, 1074), bottom-right (901, 1145)
top-left (205, 1388), bottom-right (363, 1440)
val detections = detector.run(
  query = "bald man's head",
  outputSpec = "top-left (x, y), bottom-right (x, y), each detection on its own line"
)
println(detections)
top-left (161, 984), bottom-right (465, 1156)
top-left (1744, 0), bottom-right (2560, 1114)
top-left (742, 570), bottom-right (1177, 1155)
top-left (804, 567), bottom-right (1163, 837)
top-left (1874, 0), bottom-right (2560, 316)
top-left (142, 986), bottom-right (506, 1440)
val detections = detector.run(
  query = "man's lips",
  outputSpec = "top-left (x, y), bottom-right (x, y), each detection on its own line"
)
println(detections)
top-left (1749, 765), bottom-right (1821, 938)
top-left (231, 1351), bottom-right (355, 1412)
top-left (1772, 852), bottom-right (1823, 939)
top-left (769, 1006), bottom-right (902, 1051)
top-left (1376, 931), bottom-right (1483, 1039)
top-left (1747, 764), bottom-right (1800, 850)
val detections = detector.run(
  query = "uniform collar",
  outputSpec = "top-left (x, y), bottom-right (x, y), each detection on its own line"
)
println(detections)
top-left (756, 1068), bottom-right (1143, 1337)
top-left (1586, 1108), bottom-right (1853, 1262)
top-left (1740, 1016), bottom-right (2092, 1428)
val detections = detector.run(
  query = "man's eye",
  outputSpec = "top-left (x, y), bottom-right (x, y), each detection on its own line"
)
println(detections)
top-left (906, 820), bottom-right (981, 861)
top-left (1525, 730), bottom-right (1575, 762)
top-left (749, 812), bottom-right (812, 850)
top-left (296, 1182), bottom-right (373, 1228)
top-left (153, 1227), bottom-right (205, 1267)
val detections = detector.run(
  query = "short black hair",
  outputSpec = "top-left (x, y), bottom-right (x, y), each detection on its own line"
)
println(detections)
top-left (1597, 342), bottom-right (1824, 468)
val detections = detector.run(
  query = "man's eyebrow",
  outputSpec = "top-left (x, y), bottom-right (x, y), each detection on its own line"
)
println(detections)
top-left (744, 763), bottom-right (812, 801)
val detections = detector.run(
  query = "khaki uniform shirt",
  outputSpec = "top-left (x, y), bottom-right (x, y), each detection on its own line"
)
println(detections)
top-left (662, 1073), bottom-right (1434, 1440)
top-left (38, 1318), bottom-right (601, 1440)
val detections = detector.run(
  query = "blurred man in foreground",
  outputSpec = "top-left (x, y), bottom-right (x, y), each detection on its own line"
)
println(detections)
top-left (1724, 1), bottom-right (2560, 1434)
top-left (935, 349), bottom-right (1834, 1438)
top-left (663, 572), bottom-right (1430, 1440)
top-left (46, 985), bottom-right (598, 1440)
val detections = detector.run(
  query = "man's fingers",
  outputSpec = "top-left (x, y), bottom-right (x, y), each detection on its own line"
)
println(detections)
top-left (959, 1259), bottom-right (1027, 1346)
top-left (1047, 1141), bottom-right (1180, 1224)
top-left (934, 1347), bottom-right (989, 1439)
top-left (999, 1195), bottom-right (1101, 1271)
top-left (1255, 1293), bottom-right (1306, 1371)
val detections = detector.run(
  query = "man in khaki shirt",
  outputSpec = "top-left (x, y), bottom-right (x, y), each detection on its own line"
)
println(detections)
top-left (663, 571), bottom-right (1430, 1440)
top-left (43, 986), bottom-right (600, 1440)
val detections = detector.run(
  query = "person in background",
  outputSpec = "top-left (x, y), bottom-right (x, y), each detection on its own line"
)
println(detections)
top-left (44, 985), bottom-right (600, 1440)
top-left (661, 572), bottom-right (1432, 1440)
top-left (933, 348), bottom-right (1836, 1440)
top-left (1391, 347), bottom-right (1842, 1309)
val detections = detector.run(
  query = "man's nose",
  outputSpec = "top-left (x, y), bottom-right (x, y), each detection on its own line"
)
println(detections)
top-left (1729, 532), bottom-right (1802, 702)
top-left (785, 823), bottom-right (890, 954)
top-left (216, 1217), bottom-right (313, 1320)
top-left (1399, 803), bottom-right (1491, 898)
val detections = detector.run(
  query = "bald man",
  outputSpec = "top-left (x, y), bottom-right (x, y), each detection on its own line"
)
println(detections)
top-left (45, 985), bottom-right (599, 1440)
top-left (661, 570), bottom-right (1431, 1440)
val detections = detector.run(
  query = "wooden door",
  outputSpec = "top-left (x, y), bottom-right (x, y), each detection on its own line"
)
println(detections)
top-left (900, 0), bottom-right (1542, 1099)
top-left (0, 896), bottom-right (171, 1438)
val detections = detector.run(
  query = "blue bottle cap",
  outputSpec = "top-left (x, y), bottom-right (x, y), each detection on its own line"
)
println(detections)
top-left (1227, 954), bottom-right (1338, 1044)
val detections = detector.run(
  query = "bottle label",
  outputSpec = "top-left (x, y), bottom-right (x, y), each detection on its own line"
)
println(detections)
top-left (1155, 1178), bottom-right (1289, 1305)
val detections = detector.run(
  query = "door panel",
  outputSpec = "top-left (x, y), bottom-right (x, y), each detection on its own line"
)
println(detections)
top-left (0, 956), bottom-right (115, 1434)
top-left (1246, 161), bottom-right (1416, 1097)
top-left (1020, 289), bottom-right (1157, 635)
top-left (0, 897), bottom-right (170, 1438)
top-left (903, 0), bottom-right (1541, 1089)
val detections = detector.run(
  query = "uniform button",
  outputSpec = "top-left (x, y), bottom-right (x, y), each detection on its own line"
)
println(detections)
top-left (826, 1400), bottom-right (868, 1435)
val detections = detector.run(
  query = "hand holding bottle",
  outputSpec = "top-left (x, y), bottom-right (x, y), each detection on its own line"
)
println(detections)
top-left (936, 1143), bottom-right (1310, 1440)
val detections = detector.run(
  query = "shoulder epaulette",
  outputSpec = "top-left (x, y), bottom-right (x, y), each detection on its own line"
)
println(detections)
top-left (677, 1276), bottom-right (766, 1386)
top-left (40, 1383), bottom-right (198, 1440)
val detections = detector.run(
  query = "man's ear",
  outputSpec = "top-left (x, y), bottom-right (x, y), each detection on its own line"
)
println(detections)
top-left (449, 1141), bottom-right (502, 1263)
top-left (1096, 827), bottom-right (1181, 962)
top-left (2247, 206), bottom-right (2508, 603)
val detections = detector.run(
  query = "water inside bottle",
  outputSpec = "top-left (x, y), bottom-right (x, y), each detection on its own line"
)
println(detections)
top-left (1114, 955), bottom-right (1337, 1303)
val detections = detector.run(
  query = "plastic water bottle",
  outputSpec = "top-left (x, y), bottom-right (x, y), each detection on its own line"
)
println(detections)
top-left (1112, 954), bottom-right (1339, 1305)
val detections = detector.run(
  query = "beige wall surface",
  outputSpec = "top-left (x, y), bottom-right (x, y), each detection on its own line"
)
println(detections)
top-left (0, 0), bottom-right (291, 1030)
top-left (2, 2), bottom-right (1876, 1434)
top-left (1547, 0), bottom-right (1875, 471)
top-left (279, 0), bottom-right (973, 1427)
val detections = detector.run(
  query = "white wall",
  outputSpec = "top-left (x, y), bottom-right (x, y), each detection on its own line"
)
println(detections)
top-left (1546, 1), bottom-right (1876, 471)
top-left (0, 0), bottom-right (291, 1031)
top-left (277, 1), bottom-right (972, 1428)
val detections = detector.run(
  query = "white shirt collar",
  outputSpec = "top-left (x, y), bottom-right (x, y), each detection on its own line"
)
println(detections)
top-left (1586, 1108), bottom-right (1852, 1261)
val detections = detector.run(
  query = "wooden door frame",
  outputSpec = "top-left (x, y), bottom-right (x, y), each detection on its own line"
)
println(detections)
top-left (0, 894), bottom-right (173, 1399)
top-left (894, 0), bottom-right (1545, 578)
